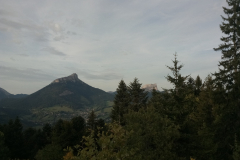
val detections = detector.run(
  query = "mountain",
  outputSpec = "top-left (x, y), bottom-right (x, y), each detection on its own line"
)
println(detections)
top-left (4, 73), bottom-right (114, 109)
top-left (0, 87), bottom-right (11, 100)
top-left (0, 87), bottom-right (28, 100)
top-left (0, 73), bottom-right (114, 127)
top-left (142, 84), bottom-right (158, 92)
top-left (108, 91), bottom-right (116, 95)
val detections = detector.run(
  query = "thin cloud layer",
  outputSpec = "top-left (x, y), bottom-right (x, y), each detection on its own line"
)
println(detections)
top-left (0, 65), bottom-right (56, 82)
top-left (41, 47), bottom-right (66, 56)
top-left (0, 0), bottom-right (227, 94)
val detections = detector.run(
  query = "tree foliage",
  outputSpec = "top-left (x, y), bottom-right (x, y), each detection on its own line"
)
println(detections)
top-left (213, 0), bottom-right (240, 159)
top-left (111, 80), bottom-right (129, 125)
top-left (0, 131), bottom-right (9, 160)
top-left (128, 78), bottom-right (148, 112)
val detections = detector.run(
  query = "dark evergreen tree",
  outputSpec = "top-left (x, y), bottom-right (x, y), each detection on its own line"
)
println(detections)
top-left (164, 53), bottom-right (190, 122)
top-left (42, 123), bottom-right (52, 145)
top-left (0, 131), bottom-right (9, 160)
top-left (233, 135), bottom-right (240, 160)
top-left (0, 124), bottom-right (3, 132)
top-left (124, 106), bottom-right (179, 159)
top-left (87, 110), bottom-right (97, 130)
top-left (71, 116), bottom-right (85, 132)
top-left (22, 127), bottom-right (42, 159)
top-left (195, 75), bottom-right (202, 96)
top-left (186, 76), bottom-right (195, 93)
top-left (52, 119), bottom-right (65, 147)
top-left (128, 78), bottom-right (148, 112)
top-left (191, 75), bottom-right (217, 159)
top-left (111, 80), bottom-right (130, 125)
top-left (35, 144), bottom-right (64, 160)
top-left (164, 54), bottom-right (200, 159)
top-left (148, 88), bottom-right (161, 108)
top-left (71, 116), bottom-right (86, 147)
top-left (213, 1), bottom-right (240, 159)
top-left (165, 53), bottom-right (189, 96)
top-left (4, 117), bottom-right (24, 159)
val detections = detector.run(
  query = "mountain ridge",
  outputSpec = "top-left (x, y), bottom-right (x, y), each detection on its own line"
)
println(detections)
top-left (0, 87), bottom-right (28, 100)
top-left (0, 73), bottom-right (114, 126)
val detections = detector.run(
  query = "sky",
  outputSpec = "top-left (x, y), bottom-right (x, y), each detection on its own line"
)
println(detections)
top-left (0, 0), bottom-right (227, 94)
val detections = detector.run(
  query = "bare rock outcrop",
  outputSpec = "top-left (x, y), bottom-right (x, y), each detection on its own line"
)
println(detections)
top-left (52, 73), bottom-right (79, 84)
top-left (142, 84), bottom-right (158, 92)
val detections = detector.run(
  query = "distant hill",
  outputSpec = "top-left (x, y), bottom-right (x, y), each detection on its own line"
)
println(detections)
top-left (0, 87), bottom-right (28, 100)
top-left (1, 73), bottom-right (114, 109)
top-left (0, 87), bottom-right (11, 100)
top-left (107, 91), bottom-right (116, 95)
top-left (0, 73), bottom-right (114, 127)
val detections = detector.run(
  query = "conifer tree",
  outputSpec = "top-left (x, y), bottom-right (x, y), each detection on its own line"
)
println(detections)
top-left (4, 117), bottom-right (24, 159)
top-left (87, 110), bottom-right (97, 130)
top-left (128, 78), bottom-right (148, 112)
top-left (191, 75), bottom-right (216, 159)
top-left (195, 75), bottom-right (202, 96)
top-left (186, 76), bottom-right (195, 94)
top-left (164, 53), bottom-right (189, 120)
top-left (0, 131), bottom-right (9, 160)
top-left (165, 53), bottom-right (189, 97)
top-left (111, 80), bottom-right (129, 125)
top-left (214, 0), bottom-right (240, 91)
top-left (164, 54), bottom-right (200, 159)
top-left (42, 123), bottom-right (52, 145)
top-left (213, 1), bottom-right (240, 158)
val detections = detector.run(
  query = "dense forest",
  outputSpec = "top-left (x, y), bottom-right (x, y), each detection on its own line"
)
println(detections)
top-left (1, 0), bottom-right (240, 159)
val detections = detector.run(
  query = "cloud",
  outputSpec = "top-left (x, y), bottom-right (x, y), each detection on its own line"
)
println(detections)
top-left (0, 17), bottom-right (48, 43)
top-left (48, 22), bottom-right (63, 33)
top-left (65, 67), bottom-right (122, 80)
top-left (0, 65), bottom-right (56, 82)
top-left (0, 0), bottom-right (227, 93)
top-left (67, 31), bottom-right (77, 35)
top-left (0, 9), bottom-right (16, 17)
top-left (81, 71), bottom-right (122, 80)
top-left (18, 54), bottom-right (29, 57)
top-left (53, 35), bottom-right (66, 41)
top-left (0, 18), bottom-right (45, 31)
top-left (70, 18), bottom-right (83, 27)
top-left (41, 47), bottom-right (66, 56)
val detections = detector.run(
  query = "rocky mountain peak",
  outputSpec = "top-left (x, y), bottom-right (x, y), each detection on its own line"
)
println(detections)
top-left (51, 73), bottom-right (80, 84)
top-left (142, 84), bottom-right (158, 92)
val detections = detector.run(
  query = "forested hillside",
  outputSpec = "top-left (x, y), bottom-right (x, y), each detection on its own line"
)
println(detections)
top-left (0, 74), bottom-right (114, 127)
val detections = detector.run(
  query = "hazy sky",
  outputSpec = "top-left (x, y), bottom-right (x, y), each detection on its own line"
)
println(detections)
top-left (0, 0), bottom-right (227, 94)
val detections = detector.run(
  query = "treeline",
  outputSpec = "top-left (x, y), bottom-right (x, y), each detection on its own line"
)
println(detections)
top-left (0, 113), bottom-right (105, 160)
top-left (65, 1), bottom-right (240, 159)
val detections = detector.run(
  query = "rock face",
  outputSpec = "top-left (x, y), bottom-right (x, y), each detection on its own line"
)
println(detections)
top-left (51, 73), bottom-right (79, 84)
top-left (142, 84), bottom-right (158, 92)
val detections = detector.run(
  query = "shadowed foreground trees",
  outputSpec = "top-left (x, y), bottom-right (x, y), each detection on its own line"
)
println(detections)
top-left (212, 0), bottom-right (240, 159)
top-left (73, 107), bottom-right (178, 160)
top-left (0, 131), bottom-right (9, 160)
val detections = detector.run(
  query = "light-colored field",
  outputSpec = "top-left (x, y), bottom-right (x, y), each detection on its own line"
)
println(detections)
top-left (44, 105), bottom-right (74, 112)
top-left (104, 107), bottom-right (112, 113)
top-left (106, 101), bottom-right (114, 107)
